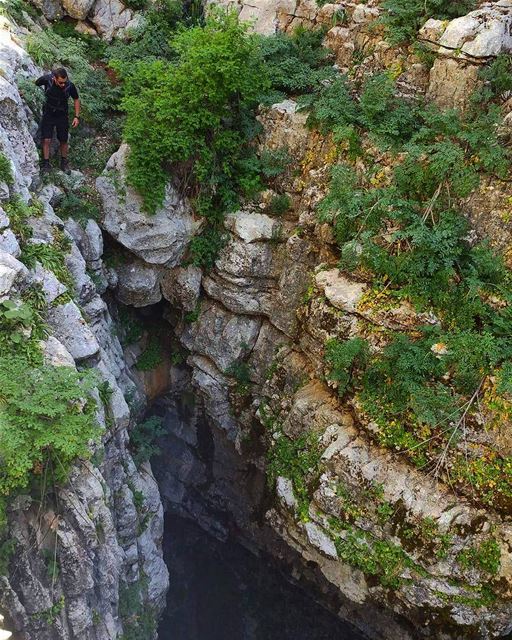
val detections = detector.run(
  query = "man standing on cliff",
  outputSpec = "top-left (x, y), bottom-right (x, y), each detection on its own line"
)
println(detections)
top-left (35, 67), bottom-right (80, 175)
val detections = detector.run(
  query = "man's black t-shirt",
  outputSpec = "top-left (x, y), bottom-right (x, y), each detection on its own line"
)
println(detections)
top-left (36, 74), bottom-right (79, 115)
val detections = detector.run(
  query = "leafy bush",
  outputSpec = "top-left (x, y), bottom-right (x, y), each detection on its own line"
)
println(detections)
top-left (106, 0), bottom-right (186, 81)
top-left (325, 337), bottom-right (369, 396)
top-left (122, 10), bottom-right (269, 213)
top-left (129, 415), bottom-right (166, 466)
top-left (135, 336), bottom-right (163, 371)
top-left (268, 193), bottom-right (292, 215)
top-left (381, 0), bottom-right (477, 45)
top-left (0, 152), bottom-right (13, 186)
top-left (258, 26), bottom-right (335, 102)
top-left (54, 187), bottom-right (102, 227)
top-left (267, 429), bottom-right (323, 521)
top-left (0, 356), bottom-right (100, 496)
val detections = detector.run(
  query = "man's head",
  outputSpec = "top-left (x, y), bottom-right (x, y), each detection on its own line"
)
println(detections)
top-left (53, 68), bottom-right (68, 89)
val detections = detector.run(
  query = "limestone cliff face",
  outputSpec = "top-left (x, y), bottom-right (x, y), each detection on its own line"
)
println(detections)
top-left (3, 1), bottom-right (512, 639)
top-left (94, 2), bottom-right (512, 639)
top-left (0, 19), bottom-right (168, 640)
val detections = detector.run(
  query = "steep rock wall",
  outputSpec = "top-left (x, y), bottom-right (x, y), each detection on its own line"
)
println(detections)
top-left (0, 18), bottom-right (168, 640)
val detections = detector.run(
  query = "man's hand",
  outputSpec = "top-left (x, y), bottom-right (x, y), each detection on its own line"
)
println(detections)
top-left (72, 117), bottom-right (79, 128)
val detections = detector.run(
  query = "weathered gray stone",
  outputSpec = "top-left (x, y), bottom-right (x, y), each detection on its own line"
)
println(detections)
top-left (47, 300), bottom-right (100, 361)
top-left (160, 264), bottom-right (202, 312)
top-left (304, 521), bottom-right (338, 559)
top-left (90, 0), bottom-right (138, 40)
top-left (0, 230), bottom-right (20, 257)
top-left (0, 250), bottom-right (27, 296)
top-left (115, 258), bottom-right (162, 307)
top-left (180, 299), bottom-right (262, 372)
top-left (41, 335), bottom-right (76, 367)
top-left (61, 0), bottom-right (95, 19)
top-left (225, 211), bottom-right (278, 243)
top-left (97, 144), bottom-right (195, 265)
top-left (315, 269), bottom-right (366, 313)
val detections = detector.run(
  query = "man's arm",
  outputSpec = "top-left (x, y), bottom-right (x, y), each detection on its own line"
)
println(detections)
top-left (35, 75), bottom-right (48, 87)
top-left (72, 98), bottom-right (80, 128)
top-left (70, 84), bottom-right (80, 128)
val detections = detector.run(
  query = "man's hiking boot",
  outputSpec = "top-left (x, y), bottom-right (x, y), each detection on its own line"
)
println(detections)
top-left (41, 159), bottom-right (51, 174)
top-left (60, 157), bottom-right (71, 175)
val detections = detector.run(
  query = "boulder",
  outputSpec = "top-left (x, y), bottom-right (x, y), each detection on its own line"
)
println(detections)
top-left (89, 0), bottom-right (138, 40)
top-left (61, 0), bottom-right (95, 19)
top-left (160, 265), bottom-right (202, 312)
top-left (0, 250), bottom-right (27, 296)
top-left (225, 211), bottom-right (278, 243)
top-left (315, 269), bottom-right (366, 313)
top-left (439, 3), bottom-right (512, 58)
top-left (115, 258), bottom-right (162, 307)
top-left (47, 300), bottom-right (100, 361)
top-left (97, 144), bottom-right (195, 265)
top-left (180, 299), bottom-right (262, 372)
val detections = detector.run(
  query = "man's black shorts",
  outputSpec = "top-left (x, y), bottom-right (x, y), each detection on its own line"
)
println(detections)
top-left (41, 110), bottom-right (69, 143)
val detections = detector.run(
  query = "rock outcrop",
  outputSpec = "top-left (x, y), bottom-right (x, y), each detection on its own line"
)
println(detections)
top-left (0, 19), bottom-right (168, 640)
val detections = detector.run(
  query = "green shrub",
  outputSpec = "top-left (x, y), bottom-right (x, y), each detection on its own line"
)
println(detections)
top-left (0, 0), bottom-right (38, 26)
top-left (268, 193), bottom-right (291, 215)
top-left (119, 579), bottom-right (157, 640)
top-left (122, 10), bottom-right (269, 214)
top-left (381, 0), bottom-right (477, 45)
top-left (0, 152), bottom-right (13, 186)
top-left (458, 539), bottom-right (501, 575)
top-left (106, 0), bottom-right (186, 81)
top-left (0, 356), bottom-right (100, 496)
top-left (325, 337), bottom-right (369, 396)
top-left (267, 430), bottom-right (322, 521)
top-left (129, 416), bottom-right (166, 466)
top-left (54, 187), bottom-right (102, 227)
top-left (258, 26), bottom-right (335, 102)
top-left (135, 336), bottom-right (163, 371)
top-left (21, 241), bottom-right (74, 290)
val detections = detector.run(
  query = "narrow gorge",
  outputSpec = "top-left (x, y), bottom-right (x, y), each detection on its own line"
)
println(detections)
top-left (1, 1), bottom-right (512, 639)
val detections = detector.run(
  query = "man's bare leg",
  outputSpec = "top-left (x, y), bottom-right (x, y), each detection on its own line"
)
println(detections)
top-left (41, 138), bottom-right (51, 173)
top-left (42, 138), bottom-right (51, 160)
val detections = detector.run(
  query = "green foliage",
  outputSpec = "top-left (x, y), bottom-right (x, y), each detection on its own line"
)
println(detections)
top-left (42, 547), bottom-right (60, 581)
top-left (325, 337), bottom-right (369, 396)
top-left (225, 360), bottom-right (252, 395)
top-left (51, 20), bottom-right (107, 61)
top-left (119, 579), bottom-right (157, 640)
top-left (0, 152), bottom-right (13, 186)
top-left (0, 0), bottom-right (38, 26)
top-left (0, 356), bottom-right (100, 496)
top-left (332, 525), bottom-right (415, 589)
top-left (313, 67), bottom-right (512, 508)
top-left (135, 336), bottom-right (163, 371)
top-left (267, 430), bottom-right (322, 521)
top-left (479, 54), bottom-right (512, 101)
top-left (123, 0), bottom-right (147, 9)
top-left (0, 538), bottom-right (15, 575)
top-left (457, 538), bottom-right (501, 575)
top-left (17, 73), bottom-right (46, 114)
top-left (27, 29), bottom-right (118, 129)
top-left (268, 193), bottom-right (292, 216)
top-left (106, 0), bottom-right (187, 81)
top-left (21, 241), bottom-right (74, 290)
top-left (122, 10), bottom-right (269, 214)
top-left (129, 415), bottom-right (166, 467)
top-left (258, 26), bottom-right (335, 102)
top-left (188, 226), bottom-right (227, 270)
top-left (3, 195), bottom-right (42, 245)
top-left (54, 186), bottom-right (102, 227)
top-left (117, 305), bottom-right (144, 346)
top-left (381, 0), bottom-right (477, 45)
